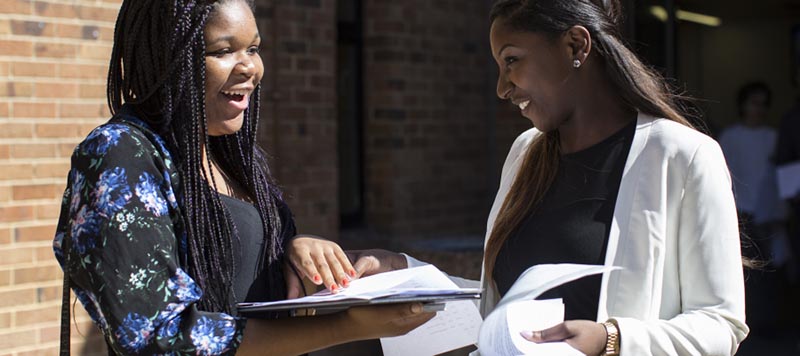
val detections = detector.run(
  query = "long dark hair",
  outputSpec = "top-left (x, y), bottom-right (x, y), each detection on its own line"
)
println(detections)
top-left (107, 0), bottom-right (286, 314)
top-left (484, 0), bottom-right (696, 280)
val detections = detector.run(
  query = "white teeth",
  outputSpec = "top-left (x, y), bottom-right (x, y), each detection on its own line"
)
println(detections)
top-left (519, 100), bottom-right (530, 111)
top-left (222, 90), bottom-right (247, 96)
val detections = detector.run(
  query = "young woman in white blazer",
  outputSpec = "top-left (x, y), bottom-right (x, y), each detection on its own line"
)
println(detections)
top-left (475, 0), bottom-right (749, 355)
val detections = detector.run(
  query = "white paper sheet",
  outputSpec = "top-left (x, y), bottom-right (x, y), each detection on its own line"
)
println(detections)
top-left (477, 264), bottom-right (620, 356)
top-left (238, 265), bottom-right (480, 311)
top-left (777, 161), bottom-right (800, 199)
top-left (380, 268), bottom-right (484, 356)
top-left (381, 300), bottom-right (483, 356)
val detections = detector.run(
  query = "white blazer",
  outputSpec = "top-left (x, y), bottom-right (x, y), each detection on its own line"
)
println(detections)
top-left (478, 113), bottom-right (748, 355)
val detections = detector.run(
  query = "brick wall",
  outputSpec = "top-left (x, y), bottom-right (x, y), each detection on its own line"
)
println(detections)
top-left (254, 0), bottom-right (339, 240)
top-left (0, 0), bottom-right (119, 355)
top-left (361, 0), bottom-right (496, 239)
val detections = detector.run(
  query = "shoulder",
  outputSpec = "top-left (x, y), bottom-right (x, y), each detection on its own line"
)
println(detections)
top-left (508, 127), bottom-right (540, 158)
top-left (645, 116), bottom-right (720, 155)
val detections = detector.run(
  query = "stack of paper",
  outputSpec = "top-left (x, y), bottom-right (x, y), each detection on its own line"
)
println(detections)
top-left (478, 264), bottom-right (620, 356)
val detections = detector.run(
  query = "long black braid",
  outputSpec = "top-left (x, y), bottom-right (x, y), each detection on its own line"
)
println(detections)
top-left (107, 0), bottom-right (285, 315)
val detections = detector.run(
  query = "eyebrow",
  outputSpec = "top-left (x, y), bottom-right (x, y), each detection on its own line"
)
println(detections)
top-left (497, 44), bottom-right (513, 57)
top-left (207, 33), bottom-right (260, 47)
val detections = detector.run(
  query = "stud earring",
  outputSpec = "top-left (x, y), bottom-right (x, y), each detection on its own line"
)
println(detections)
top-left (573, 59), bottom-right (581, 68)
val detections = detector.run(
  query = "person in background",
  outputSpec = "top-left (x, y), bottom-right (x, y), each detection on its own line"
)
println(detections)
top-left (717, 81), bottom-right (786, 336)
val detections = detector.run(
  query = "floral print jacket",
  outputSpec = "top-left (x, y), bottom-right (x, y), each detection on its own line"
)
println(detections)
top-left (54, 114), bottom-right (248, 355)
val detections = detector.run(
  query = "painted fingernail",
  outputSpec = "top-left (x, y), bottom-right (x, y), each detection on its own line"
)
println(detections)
top-left (349, 269), bottom-right (357, 277)
top-left (330, 284), bottom-right (338, 291)
top-left (520, 331), bottom-right (533, 339)
top-left (341, 279), bottom-right (349, 287)
top-left (313, 275), bottom-right (321, 283)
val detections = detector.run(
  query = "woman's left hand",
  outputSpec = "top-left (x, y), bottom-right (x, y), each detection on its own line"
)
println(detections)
top-left (520, 320), bottom-right (607, 356)
top-left (286, 235), bottom-right (356, 294)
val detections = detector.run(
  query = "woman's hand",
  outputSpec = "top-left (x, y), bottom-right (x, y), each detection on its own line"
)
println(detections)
top-left (287, 235), bottom-right (356, 293)
top-left (520, 320), bottom-right (607, 356)
top-left (346, 249), bottom-right (408, 278)
top-left (339, 303), bottom-right (436, 340)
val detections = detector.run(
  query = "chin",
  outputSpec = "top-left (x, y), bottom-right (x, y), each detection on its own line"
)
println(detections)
top-left (208, 114), bottom-right (245, 136)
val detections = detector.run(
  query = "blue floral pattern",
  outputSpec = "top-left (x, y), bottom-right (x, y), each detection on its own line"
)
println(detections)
top-left (116, 313), bottom-right (154, 353)
top-left (136, 172), bottom-right (169, 217)
top-left (53, 114), bottom-right (266, 355)
top-left (191, 316), bottom-right (237, 355)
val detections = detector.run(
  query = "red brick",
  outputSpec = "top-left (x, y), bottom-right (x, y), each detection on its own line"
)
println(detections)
top-left (10, 143), bottom-right (57, 159)
top-left (0, 62), bottom-right (8, 76)
top-left (54, 23), bottom-right (82, 39)
top-left (59, 103), bottom-right (106, 119)
top-left (15, 224), bottom-right (57, 243)
top-left (80, 43), bottom-right (112, 60)
top-left (33, 1), bottom-right (79, 19)
top-left (0, 0), bottom-right (33, 15)
top-left (35, 122), bottom-right (80, 138)
top-left (0, 312), bottom-right (9, 328)
top-left (79, 83), bottom-right (106, 99)
top-left (79, 6), bottom-right (119, 23)
top-left (0, 270), bottom-right (10, 286)
top-left (0, 226), bottom-right (9, 244)
top-left (35, 82), bottom-right (80, 99)
top-left (34, 42), bottom-right (79, 59)
top-left (0, 123), bottom-right (33, 138)
top-left (12, 184), bottom-right (61, 200)
top-left (0, 205), bottom-right (35, 223)
top-left (10, 19), bottom-right (52, 37)
top-left (14, 101), bottom-right (56, 118)
top-left (18, 346), bottom-right (60, 356)
top-left (0, 288), bottom-right (37, 308)
top-left (36, 203), bottom-right (62, 220)
top-left (34, 162), bottom-right (71, 179)
top-left (7, 81), bottom-right (35, 97)
top-left (0, 39), bottom-right (34, 56)
top-left (0, 187), bottom-right (11, 204)
top-left (58, 63), bottom-right (107, 79)
top-left (0, 329), bottom-right (38, 349)
top-left (0, 247), bottom-right (34, 266)
top-left (0, 102), bottom-right (8, 117)
top-left (0, 163), bottom-right (35, 180)
top-left (36, 285), bottom-right (61, 304)
top-left (15, 304), bottom-right (61, 326)
top-left (0, 144), bottom-right (10, 159)
top-left (12, 61), bottom-right (57, 77)
top-left (0, 19), bottom-right (9, 35)
top-left (14, 264), bottom-right (61, 284)
top-left (58, 143), bottom-right (78, 158)
top-left (35, 245), bottom-right (58, 262)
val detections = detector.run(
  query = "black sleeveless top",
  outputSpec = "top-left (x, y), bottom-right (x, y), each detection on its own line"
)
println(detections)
top-left (494, 120), bottom-right (636, 321)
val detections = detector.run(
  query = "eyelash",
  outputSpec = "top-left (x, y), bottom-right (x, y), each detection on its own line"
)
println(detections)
top-left (504, 56), bottom-right (518, 66)
top-left (207, 46), bottom-right (261, 58)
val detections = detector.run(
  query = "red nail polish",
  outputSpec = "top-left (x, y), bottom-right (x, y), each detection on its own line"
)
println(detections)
top-left (342, 279), bottom-right (349, 287)
top-left (330, 284), bottom-right (338, 291)
top-left (313, 275), bottom-right (321, 283)
top-left (349, 270), bottom-right (357, 277)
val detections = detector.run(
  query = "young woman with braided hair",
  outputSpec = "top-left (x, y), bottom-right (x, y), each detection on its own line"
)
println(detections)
top-left (54, 0), bottom-right (432, 354)
top-left (472, 0), bottom-right (749, 354)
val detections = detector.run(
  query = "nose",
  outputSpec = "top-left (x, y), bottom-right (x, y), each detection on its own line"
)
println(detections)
top-left (496, 70), bottom-right (512, 100)
top-left (234, 53), bottom-right (256, 77)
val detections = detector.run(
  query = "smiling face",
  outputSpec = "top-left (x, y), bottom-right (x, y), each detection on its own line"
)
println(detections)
top-left (490, 19), bottom-right (575, 132)
top-left (203, 0), bottom-right (263, 136)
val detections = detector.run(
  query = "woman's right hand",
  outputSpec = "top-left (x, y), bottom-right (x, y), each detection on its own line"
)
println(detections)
top-left (339, 303), bottom-right (436, 340)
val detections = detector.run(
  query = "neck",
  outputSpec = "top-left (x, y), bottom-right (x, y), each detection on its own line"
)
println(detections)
top-left (557, 72), bottom-right (636, 154)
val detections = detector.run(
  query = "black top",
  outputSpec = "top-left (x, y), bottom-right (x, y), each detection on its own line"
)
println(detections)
top-left (221, 194), bottom-right (297, 305)
top-left (494, 120), bottom-right (636, 321)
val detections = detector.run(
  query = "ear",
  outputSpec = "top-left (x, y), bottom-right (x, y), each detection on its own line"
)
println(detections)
top-left (563, 26), bottom-right (592, 67)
